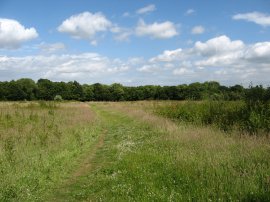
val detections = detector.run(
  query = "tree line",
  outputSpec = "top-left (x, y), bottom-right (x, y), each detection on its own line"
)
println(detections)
top-left (0, 78), bottom-right (269, 101)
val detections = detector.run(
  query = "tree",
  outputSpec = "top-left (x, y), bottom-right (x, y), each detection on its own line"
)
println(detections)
top-left (109, 83), bottom-right (125, 101)
top-left (36, 79), bottom-right (56, 100)
top-left (0, 82), bottom-right (7, 100)
top-left (186, 82), bottom-right (203, 100)
top-left (228, 84), bottom-right (245, 100)
top-left (66, 81), bottom-right (83, 100)
top-left (6, 80), bottom-right (27, 101)
top-left (92, 83), bottom-right (110, 101)
top-left (16, 78), bottom-right (37, 100)
top-left (82, 84), bottom-right (94, 101)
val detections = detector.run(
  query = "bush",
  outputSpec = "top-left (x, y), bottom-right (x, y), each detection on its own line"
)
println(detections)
top-left (54, 95), bottom-right (63, 101)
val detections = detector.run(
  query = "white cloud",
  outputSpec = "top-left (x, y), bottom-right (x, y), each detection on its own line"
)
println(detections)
top-left (173, 68), bottom-right (194, 75)
top-left (192, 36), bottom-right (246, 67)
top-left (137, 35), bottom-right (270, 85)
top-left (39, 42), bottom-right (66, 53)
top-left (137, 64), bottom-right (159, 73)
top-left (149, 49), bottom-right (186, 62)
top-left (193, 39), bottom-right (270, 69)
top-left (136, 4), bottom-right (156, 14)
top-left (135, 19), bottom-right (178, 39)
top-left (0, 18), bottom-right (38, 49)
top-left (1, 35), bottom-right (270, 86)
top-left (0, 53), bottom-right (129, 82)
top-left (194, 35), bottom-right (244, 56)
top-left (191, 25), bottom-right (205, 34)
top-left (58, 12), bottom-right (112, 43)
top-left (232, 12), bottom-right (270, 27)
top-left (245, 42), bottom-right (270, 62)
top-left (185, 9), bottom-right (195, 16)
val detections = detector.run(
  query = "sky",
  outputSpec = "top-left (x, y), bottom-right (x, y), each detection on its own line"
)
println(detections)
top-left (0, 0), bottom-right (270, 86)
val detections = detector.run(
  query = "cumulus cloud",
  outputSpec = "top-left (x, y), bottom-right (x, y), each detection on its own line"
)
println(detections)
top-left (194, 35), bottom-right (244, 56)
top-left (193, 37), bottom-right (270, 69)
top-left (138, 35), bottom-right (270, 85)
top-left (232, 12), bottom-right (270, 27)
top-left (0, 18), bottom-right (38, 49)
top-left (191, 25), bottom-right (205, 34)
top-left (244, 42), bottom-right (270, 62)
top-left (136, 4), bottom-right (156, 14)
top-left (135, 19), bottom-right (178, 39)
top-left (58, 12), bottom-right (112, 44)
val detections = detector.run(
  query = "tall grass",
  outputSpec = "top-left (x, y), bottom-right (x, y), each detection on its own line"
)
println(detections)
top-left (155, 100), bottom-right (270, 135)
top-left (58, 102), bottom-right (270, 201)
top-left (0, 102), bottom-right (100, 201)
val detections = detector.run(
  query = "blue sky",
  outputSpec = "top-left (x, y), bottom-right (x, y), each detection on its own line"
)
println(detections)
top-left (0, 0), bottom-right (270, 86)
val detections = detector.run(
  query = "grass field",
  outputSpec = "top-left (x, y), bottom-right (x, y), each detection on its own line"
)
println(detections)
top-left (0, 101), bottom-right (270, 201)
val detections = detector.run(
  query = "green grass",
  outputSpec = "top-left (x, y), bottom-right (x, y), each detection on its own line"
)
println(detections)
top-left (154, 100), bottom-right (270, 135)
top-left (1, 101), bottom-right (270, 201)
top-left (0, 102), bottom-right (102, 201)
top-left (51, 102), bottom-right (270, 201)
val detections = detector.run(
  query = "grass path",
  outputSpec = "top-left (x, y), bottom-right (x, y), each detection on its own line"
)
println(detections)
top-left (50, 102), bottom-right (270, 201)
top-left (71, 130), bottom-right (106, 179)
top-left (49, 103), bottom-right (170, 201)
top-left (50, 130), bottom-right (106, 202)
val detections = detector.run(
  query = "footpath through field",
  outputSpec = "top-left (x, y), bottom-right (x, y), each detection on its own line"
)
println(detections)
top-left (51, 102), bottom-right (270, 201)
top-left (51, 102), bottom-right (178, 201)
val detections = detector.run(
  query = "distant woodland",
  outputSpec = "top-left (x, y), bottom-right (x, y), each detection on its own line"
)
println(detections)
top-left (0, 78), bottom-right (269, 101)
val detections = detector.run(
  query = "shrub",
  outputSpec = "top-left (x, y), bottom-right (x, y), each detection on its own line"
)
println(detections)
top-left (54, 95), bottom-right (63, 102)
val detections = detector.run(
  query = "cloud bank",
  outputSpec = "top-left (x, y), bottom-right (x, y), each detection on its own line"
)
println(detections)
top-left (1, 35), bottom-right (270, 86)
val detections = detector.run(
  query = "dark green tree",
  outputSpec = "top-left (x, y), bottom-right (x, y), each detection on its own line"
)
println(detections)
top-left (109, 83), bottom-right (125, 101)
top-left (82, 84), bottom-right (94, 101)
top-left (92, 83), bottom-right (110, 101)
top-left (16, 78), bottom-right (37, 100)
top-left (36, 79), bottom-right (56, 100)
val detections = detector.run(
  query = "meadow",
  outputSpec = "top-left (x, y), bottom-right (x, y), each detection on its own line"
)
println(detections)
top-left (0, 101), bottom-right (269, 201)
top-left (0, 102), bottom-right (101, 201)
